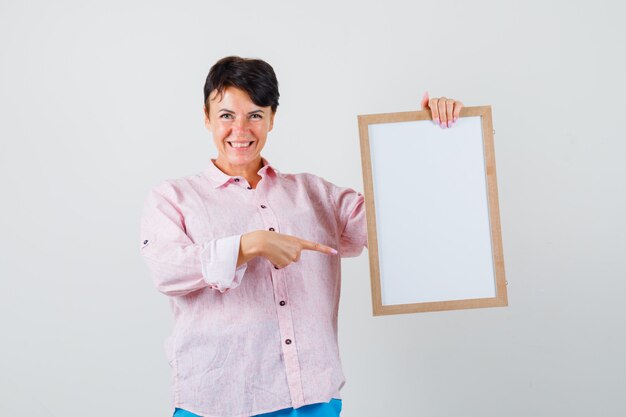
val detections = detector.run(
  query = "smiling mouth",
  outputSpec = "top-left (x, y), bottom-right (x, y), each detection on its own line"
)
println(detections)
top-left (227, 141), bottom-right (254, 148)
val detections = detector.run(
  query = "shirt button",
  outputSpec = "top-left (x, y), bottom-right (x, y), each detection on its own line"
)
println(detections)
top-left (234, 178), bottom-right (240, 182)
top-left (247, 186), bottom-right (252, 190)
top-left (143, 239), bottom-right (148, 244)
top-left (279, 300), bottom-right (286, 306)
top-left (285, 339), bottom-right (292, 345)
top-left (260, 204), bottom-right (266, 209)
top-left (269, 227), bottom-right (275, 231)
top-left (274, 265), bottom-right (279, 269)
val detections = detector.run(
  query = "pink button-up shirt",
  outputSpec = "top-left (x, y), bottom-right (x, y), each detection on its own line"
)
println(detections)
top-left (139, 157), bottom-right (368, 417)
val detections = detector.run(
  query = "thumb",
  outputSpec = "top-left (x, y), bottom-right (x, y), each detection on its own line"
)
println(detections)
top-left (420, 91), bottom-right (429, 110)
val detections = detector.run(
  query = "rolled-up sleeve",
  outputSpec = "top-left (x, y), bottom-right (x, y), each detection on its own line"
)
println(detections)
top-left (331, 184), bottom-right (369, 257)
top-left (139, 183), bottom-right (247, 296)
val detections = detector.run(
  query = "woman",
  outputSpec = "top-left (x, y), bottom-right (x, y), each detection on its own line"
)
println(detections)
top-left (140, 56), bottom-right (463, 417)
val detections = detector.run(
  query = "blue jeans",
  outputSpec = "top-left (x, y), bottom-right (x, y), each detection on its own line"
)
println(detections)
top-left (173, 398), bottom-right (342, 417)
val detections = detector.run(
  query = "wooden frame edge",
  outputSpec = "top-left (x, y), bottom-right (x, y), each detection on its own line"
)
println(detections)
top-left (357, 106), bottom-right (508, 316)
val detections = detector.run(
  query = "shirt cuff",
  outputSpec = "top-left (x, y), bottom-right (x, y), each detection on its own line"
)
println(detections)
top-left (200, 234), bottom-right (248, 293)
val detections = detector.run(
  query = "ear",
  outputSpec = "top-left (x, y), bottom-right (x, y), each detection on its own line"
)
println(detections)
top-left (203, 106), bottom-right (211, 130)
top-left (268, 110), bottom-right (276, 132)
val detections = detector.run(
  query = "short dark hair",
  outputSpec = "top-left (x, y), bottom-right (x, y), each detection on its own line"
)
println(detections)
top-left (203, 56), bottom-right (280, 114)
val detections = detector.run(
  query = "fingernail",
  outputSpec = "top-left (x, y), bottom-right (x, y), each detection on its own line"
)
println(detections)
top-left (441, 122), bottom-right (446, 129)
top-left (447, 120), bottom-right (452, 128)
top-left (454, 116), bottom-right (458, 122)
top-left (330, 248), bottom-right (338, 255)
top-left (433, 118), bottom-right (439, 125)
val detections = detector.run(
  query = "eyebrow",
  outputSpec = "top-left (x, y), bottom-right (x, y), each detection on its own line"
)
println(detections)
top-left (218, 109), bottom-right (265, 114)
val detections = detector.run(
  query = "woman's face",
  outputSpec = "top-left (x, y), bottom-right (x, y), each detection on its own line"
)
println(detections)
top-left (204, 86), bottom-right (275, 170)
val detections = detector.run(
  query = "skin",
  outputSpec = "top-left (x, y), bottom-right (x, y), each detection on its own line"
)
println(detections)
top-left (421, 91), bottom-right (464, 128)
top-left (204, 87), bottom-right (275, 189)
top-left (204, 86), bottom-right (463, 270)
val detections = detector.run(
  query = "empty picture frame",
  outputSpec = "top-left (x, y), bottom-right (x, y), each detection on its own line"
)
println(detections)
top-left (357, 106), bottom-right (507, 315)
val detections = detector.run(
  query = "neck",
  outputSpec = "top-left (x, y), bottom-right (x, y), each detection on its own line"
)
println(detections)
top-left (214, 156), bottom-right (264, 187)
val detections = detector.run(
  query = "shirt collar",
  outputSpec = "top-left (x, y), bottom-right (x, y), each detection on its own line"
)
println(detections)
top-left (204, 157), bottom-right (279, 188)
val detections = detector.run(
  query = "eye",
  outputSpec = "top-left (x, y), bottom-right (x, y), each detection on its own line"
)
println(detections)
top-left (219, 113), bottom-right (233, 119)
top-left (250, 113), bottom-right (262, 119)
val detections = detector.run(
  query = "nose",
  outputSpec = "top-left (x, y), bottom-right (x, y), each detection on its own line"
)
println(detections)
top-left (232, 117), bottom-right (250, 133)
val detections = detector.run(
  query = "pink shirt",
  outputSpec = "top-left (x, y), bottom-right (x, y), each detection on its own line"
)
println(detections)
top-left (139, 157), bottom-right (368, 417)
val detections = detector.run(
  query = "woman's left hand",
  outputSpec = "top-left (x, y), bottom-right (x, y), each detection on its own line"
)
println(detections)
top-left (420, 92), bottom-right (463, 129)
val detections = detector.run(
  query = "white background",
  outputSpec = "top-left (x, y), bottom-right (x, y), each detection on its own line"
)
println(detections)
top-left (1, 1), bottom-right (624, 416)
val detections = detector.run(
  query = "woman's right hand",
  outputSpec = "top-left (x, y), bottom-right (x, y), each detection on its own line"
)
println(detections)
top-left (238, 230), bottom-right (338, 269)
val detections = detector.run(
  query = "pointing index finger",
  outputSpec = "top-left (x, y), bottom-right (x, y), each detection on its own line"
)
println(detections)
top-left (299, 239), bottom-right (338, 255)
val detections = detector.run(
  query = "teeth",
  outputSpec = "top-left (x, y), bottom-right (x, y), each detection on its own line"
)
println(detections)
top-left (229, 142), bottom-right (252, 148)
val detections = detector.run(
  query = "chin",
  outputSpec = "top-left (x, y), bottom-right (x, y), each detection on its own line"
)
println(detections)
top-left (224, 153), bottom-right (258, 164)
